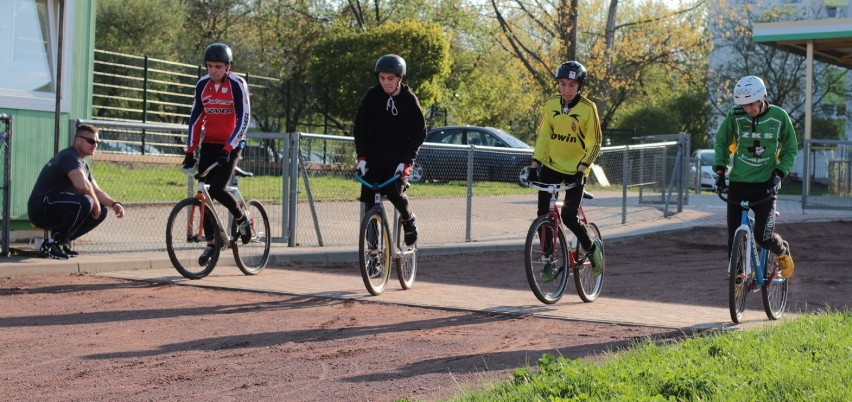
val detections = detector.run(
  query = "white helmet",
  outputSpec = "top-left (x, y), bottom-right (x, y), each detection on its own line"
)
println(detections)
top-left (733, 76), bottom-right (767, 105)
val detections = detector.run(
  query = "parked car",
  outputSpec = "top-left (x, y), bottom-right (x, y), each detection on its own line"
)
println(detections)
top-left (690, 149), bottom-right (727, 190)
top-left (410, 126), bottom-right (532, 185)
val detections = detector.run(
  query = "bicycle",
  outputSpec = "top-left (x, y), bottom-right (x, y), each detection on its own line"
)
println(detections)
top-left (717, 190), bottom-right (788, 324)
top-left (524, 181), bottom-right (604, 304)
top-left (166, 162), bottom-right (271, 279)
top-left (354, 171), bottom-right (417, 296)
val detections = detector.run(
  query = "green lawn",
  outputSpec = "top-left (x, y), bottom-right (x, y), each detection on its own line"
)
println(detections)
top-left (447, 311), bottom-right (851, 401)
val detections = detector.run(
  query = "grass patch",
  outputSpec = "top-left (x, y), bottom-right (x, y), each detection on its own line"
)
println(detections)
top-left (449, 311), bottom-right (851, 401)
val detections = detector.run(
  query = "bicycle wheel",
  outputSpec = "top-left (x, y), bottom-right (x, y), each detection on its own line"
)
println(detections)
top-left (359, 210), bottom-right (391, 296)
top-left (396, 219), bottom-right (417, 290)
top-left (762, 250), bottom-right (788, 320)
top-left (524, 215), bottom-right (570, 304)
top-left (574, 222), bottom-right (604, 302)
top-left (728, 230), bottom-right (749, 323)
top-left (166, 198), bottom-right (221, 279)
top-left (232, 199), bottom-right (271, 275)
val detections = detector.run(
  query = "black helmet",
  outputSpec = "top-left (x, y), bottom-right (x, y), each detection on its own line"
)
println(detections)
top-left (204, 43), bottom-right (233, 63)
top-left (555, 61), bottom-right (587, 86)
top-left (375, 54), bottom-right (406, 77)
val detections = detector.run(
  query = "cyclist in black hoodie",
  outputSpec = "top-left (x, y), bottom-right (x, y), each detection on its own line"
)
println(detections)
top-left (353, 54), bottom-right (427, 246)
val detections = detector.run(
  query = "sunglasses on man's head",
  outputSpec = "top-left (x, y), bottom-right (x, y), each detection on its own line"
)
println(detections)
top-left (77, 136), bottom-right (99, 145)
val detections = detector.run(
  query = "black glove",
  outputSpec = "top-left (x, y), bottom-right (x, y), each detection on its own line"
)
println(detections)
top-left (768, 169), bottom-right (784, 194)
top-left (526, 166), bottom-right (539, 184)
top-left (715, 172), bottom-right (727, 193)
top-left (572, 171), bottom-right (586, 187)
top-left (218, 150), bottom-right (230, 166)
top-left (181, 152), bottom-right (196, 169)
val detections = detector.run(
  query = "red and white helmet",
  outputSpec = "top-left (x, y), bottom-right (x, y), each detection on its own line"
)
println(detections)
top-left (733, 75), bottom-right (766, 105)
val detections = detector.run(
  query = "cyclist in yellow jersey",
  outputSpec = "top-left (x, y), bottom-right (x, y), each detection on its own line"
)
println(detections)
top-left (526, 61), bottom-right (603, 273)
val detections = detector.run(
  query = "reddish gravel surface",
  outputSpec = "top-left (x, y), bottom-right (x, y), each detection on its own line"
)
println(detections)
top-left (1, 221), bottom-right (848, 401)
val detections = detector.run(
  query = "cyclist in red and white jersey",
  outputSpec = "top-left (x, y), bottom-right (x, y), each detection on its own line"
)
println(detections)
top-left (181, 43), bottom-right (252, 265)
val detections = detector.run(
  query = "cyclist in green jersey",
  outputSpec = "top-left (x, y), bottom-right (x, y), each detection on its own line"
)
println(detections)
top-left (526, 61), bottom-right (603, 273)
top-left (713, 75), bottom-right (797, 278)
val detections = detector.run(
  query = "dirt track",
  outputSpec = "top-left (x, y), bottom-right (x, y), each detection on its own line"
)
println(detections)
top-left (1, 221), bottom-right (849, 401)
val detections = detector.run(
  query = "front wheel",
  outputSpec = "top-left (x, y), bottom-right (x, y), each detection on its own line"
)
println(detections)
top-left (232, 199), bottom-right (271, 275)
top-left (762, 250), bottom-right (788, 320)
top-left (729, 230), bottom-right (749, 324)
top-left (359, 210), bottom-right (391, 296)
top-left (396, 220), bottom-right (417, 289)
top-left (166, 198), bottom-right (220, 280)
top-left (574, 222), bottom-right (604, 302)
top-left (524, 215), bottom-right (570, 304)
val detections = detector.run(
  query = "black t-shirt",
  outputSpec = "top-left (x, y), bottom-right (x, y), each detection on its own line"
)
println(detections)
top-left (27, 147), bottom-right (91, 212)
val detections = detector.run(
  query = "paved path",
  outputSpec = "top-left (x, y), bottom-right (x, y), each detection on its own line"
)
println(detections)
top-left (4, 193), bottom-right (850, 332)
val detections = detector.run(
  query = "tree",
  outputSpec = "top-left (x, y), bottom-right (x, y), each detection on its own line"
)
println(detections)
top-left (96, 0), bottom-right (186, 58)
top-left (308, 20), bottom-right (451, 132)
top-left (708, 1), bottom-right (848, 143)
top-left (490, 0), bottom-right (710, 129)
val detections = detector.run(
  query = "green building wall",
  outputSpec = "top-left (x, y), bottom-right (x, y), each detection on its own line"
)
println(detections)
top-left (2, 1), bottom-right (96, 229)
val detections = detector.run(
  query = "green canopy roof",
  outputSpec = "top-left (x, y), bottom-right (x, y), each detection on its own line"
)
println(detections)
top-left (752, 18), bottom-right (852, 69)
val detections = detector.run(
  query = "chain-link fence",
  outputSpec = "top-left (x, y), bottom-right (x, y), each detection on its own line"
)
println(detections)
top-left (0, 114), bottom-right (11, 256)
top-left (801, 139), bottom-right (852, 210)
top-left (70, 119), bottom-right (690, 254)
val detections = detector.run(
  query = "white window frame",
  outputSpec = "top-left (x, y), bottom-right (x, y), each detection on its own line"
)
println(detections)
top-left (0, 0), bottom-right (74, 112)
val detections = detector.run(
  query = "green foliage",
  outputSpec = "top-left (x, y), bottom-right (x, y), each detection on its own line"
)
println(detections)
top-left (449, 311), bottom-right (852, 401)
top-left (96, 0), bottom-right (186, 59)
top-left (615, 91), bottom-right (712, 150)
top-left (308, 20), bottom-right (451, 123)
top-left (811, 118), bottom-right (845, 140)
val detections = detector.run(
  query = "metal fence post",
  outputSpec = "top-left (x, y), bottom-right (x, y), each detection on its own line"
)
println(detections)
top-left (281, 132), bottom-right (291, 245)
top-left (287, 132), bottom-right (300, 246)
top-left (0, 114), bottom-right (11, 256)
top-left (622, 147), bottom-right (629, 224)
top-left (465, 145), bottom-right (474, 242)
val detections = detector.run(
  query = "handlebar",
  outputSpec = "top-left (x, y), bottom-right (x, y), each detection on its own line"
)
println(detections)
top-left (526, 181), bottom-right (578, 193)
top-left (717, 190), bottom-right (775, 209)
top-left (354, 171), bottom-right (401, 190)
top-left (180, 162), bottom-right (253, 181)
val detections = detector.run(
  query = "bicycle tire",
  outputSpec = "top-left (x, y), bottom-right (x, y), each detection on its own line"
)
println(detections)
top-left (396, 220), bottom-right (417, 290)
top-left (761, 250), bottom-right (788, 320)
top-left (524, 215), bottom-right (570, 304)
top-left (166, 198), bottom-right (221, 279)
top-left (359, 209), bottom-right (391, 296)
top-left (232, 199), bottom-right (271, 275)
top-left (729, 230), bottom-right (749, 323)
top-left (574, 222), bottom-right (604, 302)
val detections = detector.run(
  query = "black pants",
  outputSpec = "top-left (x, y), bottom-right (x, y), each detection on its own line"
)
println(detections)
top-left (29, 192), bottom-right (109, 243)
top-left (359, 166), bottom-right (412, 220)
top-left (198, 143), bottom-right (243, 241)
top-left (726, 181), bottom-right (784, 256)
top-left (536, 165), bottom-right (591, 251)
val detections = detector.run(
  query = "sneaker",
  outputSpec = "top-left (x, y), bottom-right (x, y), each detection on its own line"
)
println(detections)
top-left (587, 240), bottom-right (603, 277)
top-left (40, 240), bottom-right (69, 260)
top-left (401, 214), bottom-right (418, 246)
top-left (541, 256), bottom-right (556, 282)
top-left (367, 254), bottom-right (382, 279)
top-left (198, 245), bottom-right (215, 266)
top-left (60, 242), bottom-right (79, 258)
top-left (778, 241), bottom-right (794, 279)
top-left (237, 218), bottom-right (252, 245)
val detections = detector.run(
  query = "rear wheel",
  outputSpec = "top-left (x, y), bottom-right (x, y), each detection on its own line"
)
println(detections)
top-left (728, 230), bottom-right (749, 324)
top-left (524, 215), bottom-right (569, 304)
top-left (166, 198), bottom-right (220, 280)
top-left (359, 210), bottom-right (391, 295)
top-left (762, 250), bottom-right (788, 320)
top-left (232, 200), bottom-right (271, 275)
top-left (574, 223), bottom-right (604, 302)
top-left (396, 220), bottom-right (417, 289)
